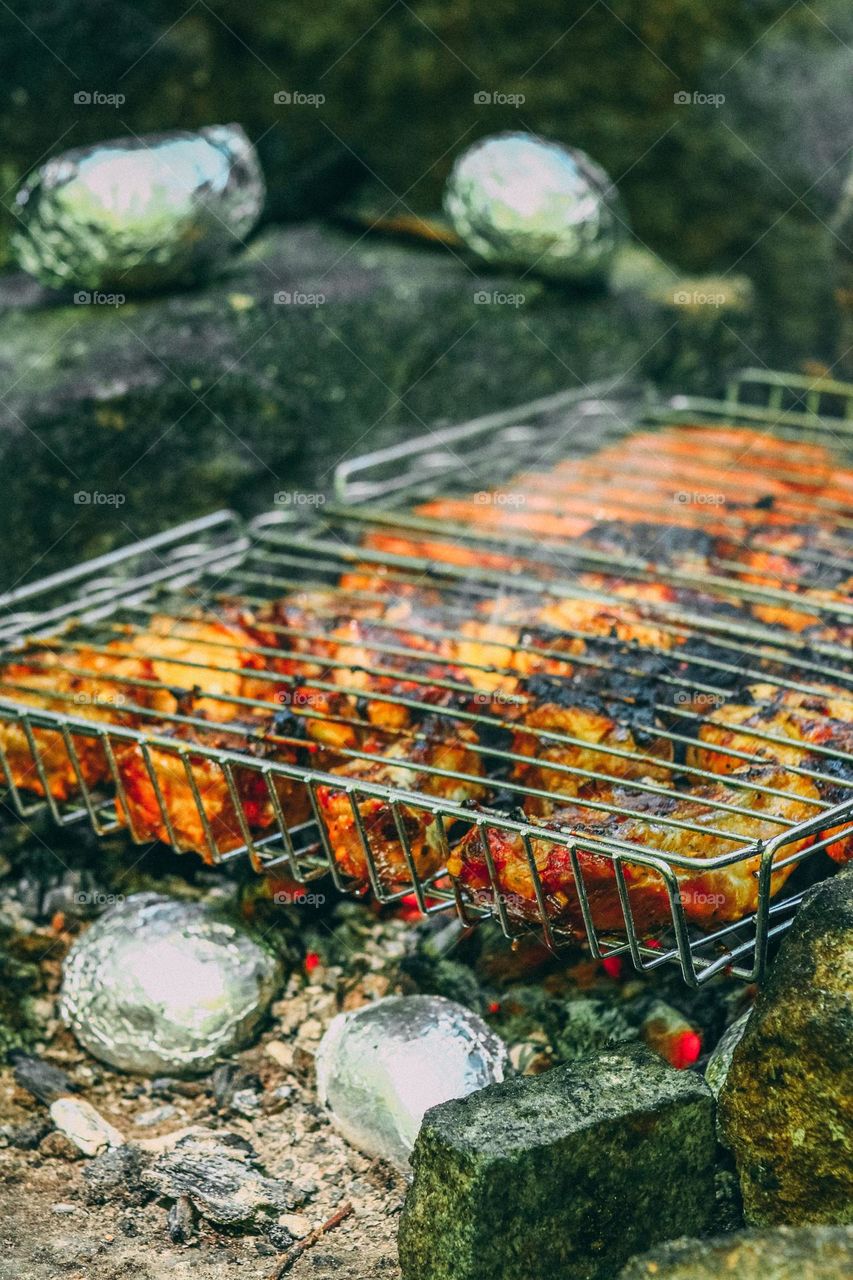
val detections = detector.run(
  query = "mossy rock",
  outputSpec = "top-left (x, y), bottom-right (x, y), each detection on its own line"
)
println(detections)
top-left (0, 226), bottom-right (760, 589)
top-left (0, 934), bottom-right (42, 1054)
top-left (398, 1044), bottom-right (716, 1280)
top-left (618, 1225), bottom-right (853, 1279)
top-left (718, 869), bottom-right (853, 1226)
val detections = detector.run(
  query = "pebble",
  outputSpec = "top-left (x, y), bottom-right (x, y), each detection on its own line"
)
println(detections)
top-left (39, 1130), bottom-right (83, 1161)
top-left (134, 1104), bottom-right (179, 1128)
top-left (49, 1097), bottom-right (125, 1157)
top-left (278, 1212), bottom-right (312, 1238)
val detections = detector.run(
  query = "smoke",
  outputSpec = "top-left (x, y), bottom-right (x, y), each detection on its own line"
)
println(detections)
top-left (713, 1), bottom-right (853, 215)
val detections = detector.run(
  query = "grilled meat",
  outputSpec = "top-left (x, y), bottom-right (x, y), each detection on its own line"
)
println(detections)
top-left (315, 716), bottom-right (487, 884)
top-left (447, 765), bottom-right (822, 935)
top-left (124, 613), bottom-right (272, 718)
top-left (688, 683), bottom-right (853, 859)
top-left (0, 611), bottom-right (274, 801)
top-left (0, 643), bottom-right (166, 800)
top-left (509, 677), bottom-right (674, 811)
top-left (3, 418), bottom-right (850, 951)
top-left (114, 713), bottom-right (322, 858)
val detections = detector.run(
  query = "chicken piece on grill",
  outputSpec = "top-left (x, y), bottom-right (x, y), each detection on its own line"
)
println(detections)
top-left (509, 678), bottom-right (675, 811)
top-left (687, 683), bottom-right (853, 860)
top-left (413, 497), bottom-right (594, 543)
top-left (0, 610), bottom-right (277, 802)
top-left (125, 612), bottom-right (269, 718)
top-left (445, 590), bottom-right (681, 700)
top-left (593, 426), bottom-right (853, 498)
top-left (253, 594), bottom-right (479, 749)
top-left (315, 716), bottom-right (487, 885)
top-left (0, 643), bottom-right (166, 801)
top-left (711, 524), bottom-right (853, 632)
top-left (447, 765), bottom-right (822, 936)
top-left (114, 709), bottom-right (322, 858)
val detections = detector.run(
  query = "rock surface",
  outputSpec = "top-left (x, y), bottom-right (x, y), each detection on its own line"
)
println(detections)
top-left (48, 1096), bottom-right (126, 1157)
top-left (0, 224), bottom-right (760, 589)
top-left (718, 868), bottom-right (853, 1225)
top-left (315, 994), bottom-right (508, 1170)
top-left (704, 1009), bottom-right (751, 1099)
top-left (618, 1224), bottom-right (853, 1279)
top-left (398, 1044), bottom-right (716, 1280)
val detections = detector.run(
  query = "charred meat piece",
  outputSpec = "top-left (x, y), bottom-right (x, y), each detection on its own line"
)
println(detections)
top-left (688, 683), bottom-right (853, 859)
top-left (315, 716), bottom-right (487, 885)
top-left (712, 524), bottom-right (853, 632)
top-left (509, 676), bottom-right (674, 811)
top-left (447, 765), bottom-right (823, 936)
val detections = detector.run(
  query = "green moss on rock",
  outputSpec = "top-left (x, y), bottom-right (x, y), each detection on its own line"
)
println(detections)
top-left (718, 869), bottom-right (853, 1226)
top-left (618, 1225), bottom-right (853, 1279)
top-left (398, 1044), bottom-right (716, 1280)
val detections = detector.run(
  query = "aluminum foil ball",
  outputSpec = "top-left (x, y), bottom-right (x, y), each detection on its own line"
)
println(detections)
top-left (315, 995), bottom-right (508, 1171)
top-left (444, 132), bottom-right (625, 282)
top-left (59, 893), bottom-right (282, 1075)
top-left (13, 124), bottom-right (265, 291)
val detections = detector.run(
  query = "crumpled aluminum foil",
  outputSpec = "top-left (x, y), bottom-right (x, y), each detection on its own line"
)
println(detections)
top-left (59, 893), bottom-right (282, 1076)
top-left (444, 132), bottom-right (625, 282)
top-left (13, 124), bottom-right (265, 290)
top-left (315, 995), bottom-right (508, 1171)
top-left (705, 1008), bottom-right (751, 1098)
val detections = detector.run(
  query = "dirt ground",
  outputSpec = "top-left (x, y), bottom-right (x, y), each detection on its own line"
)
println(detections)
top-left (0, 921), bottom-right (409, 1280)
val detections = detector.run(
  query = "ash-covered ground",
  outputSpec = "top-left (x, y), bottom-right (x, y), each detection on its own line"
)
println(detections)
top-left (0, 814), bottom-right (754, 1280)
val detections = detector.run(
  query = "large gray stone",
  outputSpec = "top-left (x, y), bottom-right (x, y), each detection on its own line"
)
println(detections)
top-left (397, 1044), bottom-right (716, 1280)
top-left (0, 225), bottom-right (758, 590)
top-left (618, 1225), bottom-right (853, 1279)
top-left (718, 869), bottom-right (853, 1226)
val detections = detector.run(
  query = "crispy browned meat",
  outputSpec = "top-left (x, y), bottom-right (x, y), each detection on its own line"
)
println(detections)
top-left (688, 683), bottom-right (853, 860)
top-left (315, 718), bottom-right (487, 884)
top-left (115, 715), bottom-right (321, 858)
top-left (509, 698), bottom-right (674, 810)
top-left (447, 766), bottom-right (822, 935)
top-left (0, 612), bottom-right (274, 801)
top-left (0, 643), bottom-right (164, 800)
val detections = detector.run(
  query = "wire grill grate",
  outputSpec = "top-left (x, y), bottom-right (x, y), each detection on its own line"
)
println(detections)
top-left (1, 371), bottom-right (851, 986)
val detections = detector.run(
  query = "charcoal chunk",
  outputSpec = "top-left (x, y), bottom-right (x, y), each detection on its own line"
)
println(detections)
top-left (398, 1044), bottom-right (716, 1280)
top-left (83, 1144), bottom-right (149, 1206)
top-left (142, 1131), bottom-right (301, 1227)
top-left (9, 1050), bottom-right (75, 1104)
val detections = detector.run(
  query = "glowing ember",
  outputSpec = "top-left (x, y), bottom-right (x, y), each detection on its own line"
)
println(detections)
top-left (670, 1030), bottom-right (702, 1070)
